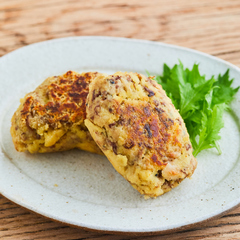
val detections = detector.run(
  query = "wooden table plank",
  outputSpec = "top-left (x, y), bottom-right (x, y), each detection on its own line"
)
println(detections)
top-left (1, 0), bottom-right (240, 239)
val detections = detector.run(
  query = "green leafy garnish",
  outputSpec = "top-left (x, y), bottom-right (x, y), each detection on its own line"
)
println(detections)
top-left (153, 61), bottom-right (239, 157)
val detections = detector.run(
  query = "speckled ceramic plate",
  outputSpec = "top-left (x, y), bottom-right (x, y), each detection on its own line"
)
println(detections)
top-left (0, 37), bottom-right (239, 234)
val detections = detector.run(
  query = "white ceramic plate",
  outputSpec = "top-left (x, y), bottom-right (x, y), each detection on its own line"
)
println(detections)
top-left (0, 37), bottom-right (239, 234)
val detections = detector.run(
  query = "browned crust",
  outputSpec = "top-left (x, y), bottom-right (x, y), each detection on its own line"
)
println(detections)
top-left (85, 72), bottom-right (197, 197)
top-left (10, 71), bottom-right (103, 154)
top-left (21, 71), bottom-right (96, 126)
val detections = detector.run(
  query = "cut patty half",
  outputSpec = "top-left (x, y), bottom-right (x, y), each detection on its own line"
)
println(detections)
top-left (85, 72), bottom-right (197, 197)
top-left (11, 71), bottom-right (104, 154)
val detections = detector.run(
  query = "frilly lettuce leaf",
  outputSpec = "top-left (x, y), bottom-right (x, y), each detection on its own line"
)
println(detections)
top-left (153, 61), bottom-right (239, 156)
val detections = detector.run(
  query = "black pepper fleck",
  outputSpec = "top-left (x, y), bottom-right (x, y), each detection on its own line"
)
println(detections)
top-left (144, 123), bottom-right (152, 138)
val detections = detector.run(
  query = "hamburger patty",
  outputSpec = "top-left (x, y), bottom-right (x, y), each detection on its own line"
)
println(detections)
top-left (11, 71), bottom-right (103, 154)
top-left (85, 72), bottom-right (197, 197)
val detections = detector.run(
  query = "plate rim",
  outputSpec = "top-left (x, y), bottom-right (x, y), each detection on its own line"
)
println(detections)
top-left (1, 35), bottom-right (240, 73)
top-left (1, 191), bottom-right (240, 236)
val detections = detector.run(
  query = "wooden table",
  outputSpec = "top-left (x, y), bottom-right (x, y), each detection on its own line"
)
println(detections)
top-left (1, 0), bottom-right (240, 239)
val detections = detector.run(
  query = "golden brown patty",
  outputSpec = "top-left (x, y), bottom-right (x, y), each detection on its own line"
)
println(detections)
top-left (11, 71), bottom-right (103, 154)
top-left (85, 72), bottom-right (197, 197)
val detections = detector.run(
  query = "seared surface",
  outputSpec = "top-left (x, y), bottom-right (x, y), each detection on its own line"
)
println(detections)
top-left (85, 72), bottom-right (197, 197)
top-left (11, 71), bottom-right (102, 154)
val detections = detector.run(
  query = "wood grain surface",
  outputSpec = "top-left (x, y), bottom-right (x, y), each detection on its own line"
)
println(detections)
top-left (1, 0), bottom-right (240, 239)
